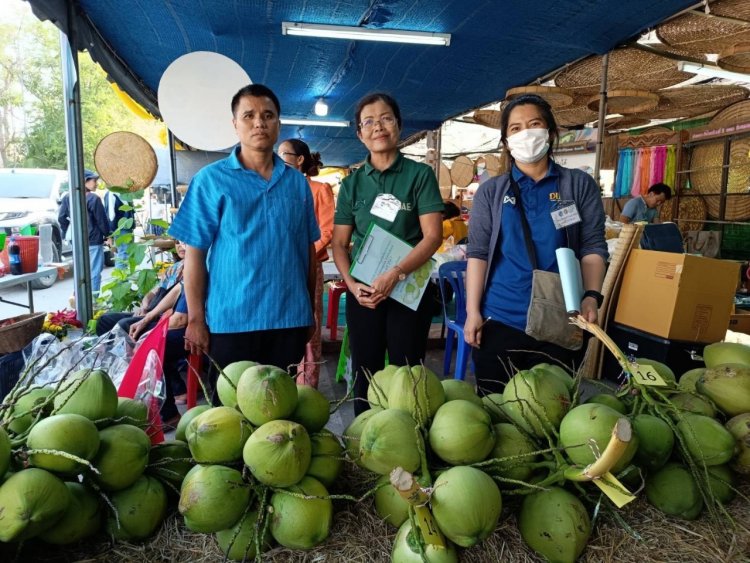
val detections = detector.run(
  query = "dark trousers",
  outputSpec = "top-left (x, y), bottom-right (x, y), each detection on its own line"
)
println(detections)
top-left (96, 312), bottom-right (132, 335)
top-left (160, 327), bottom-right (187, 421)
top-left (346, 283), bottom-right (437, 416)
top-left (208, 327), bottom-right (309, 405)
top-left (472, 320), bottom-right (580, 395)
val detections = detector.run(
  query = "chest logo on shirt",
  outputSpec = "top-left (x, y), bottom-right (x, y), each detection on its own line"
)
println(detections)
top-left (549, 192), bottom-right (560, 201)
top-left (503, 195), bottom-right (516, 206)
top-left (401, 203), bottom-right (413, 211)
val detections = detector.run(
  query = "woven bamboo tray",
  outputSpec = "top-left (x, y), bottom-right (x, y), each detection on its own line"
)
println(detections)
top-left (0, 312), bottom-right (46, 354)
top-left (638, 85), bottom-right (749, 120)
top-left (587, 89), bottom-right (659, 115)
top-left (658, 195), bottom-right (708, 234)
top-left (657, 7), bottom-right (750, 56)
top-left (472, 109), bottom-right (502, 129)
top-left (450, 155), bottom-right (475, 188)
top-left (505, 85), bottom-right (573, 108)
top-left (553, 93), bottom-right (600, 127)
top-left (718, 42), bottom-right (750, 73)
top-left (604, 115), bottom-right (650, 130)
top-left (94, 131), bottom-right (158, 191)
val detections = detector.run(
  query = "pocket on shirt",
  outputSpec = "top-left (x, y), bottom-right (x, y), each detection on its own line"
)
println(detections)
top-left (267, 194), bottom-right (305, 233)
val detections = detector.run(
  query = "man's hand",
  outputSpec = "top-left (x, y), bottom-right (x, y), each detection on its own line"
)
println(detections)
top-left (185, 319), bottom-right (209, 355)
top-left (128, 317), bottom-right (150, 341)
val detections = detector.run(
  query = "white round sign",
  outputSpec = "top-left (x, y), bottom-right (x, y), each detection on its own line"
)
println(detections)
top-left (158, 51), bottom-right (251, 151)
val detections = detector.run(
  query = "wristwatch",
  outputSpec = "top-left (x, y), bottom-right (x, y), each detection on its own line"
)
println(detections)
top-left (582, 290), bottom-right (604, 308)
top-left (393, 265), bottom-right (407, 282)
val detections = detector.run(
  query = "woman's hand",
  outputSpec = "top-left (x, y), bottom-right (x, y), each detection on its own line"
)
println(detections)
top-left (369, 269), bottom-right (400, 300)
top-left (580, 296), bottom-right (599, 324)
top-left (128, 317), bottom-right (150, 341)
top-left (464, 310), bottom-right (485, 348)
top-left (347, 280), bottom-right (380, 309)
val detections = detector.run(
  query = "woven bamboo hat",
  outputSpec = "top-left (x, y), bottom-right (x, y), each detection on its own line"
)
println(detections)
top-left (472, 109), bottom-right (502, 129)
top-left (718, 42), bottom-right (750, 73)
top-left (657, 2), bottom-right (750, 56)
top-left (659, 195), bottom-right (707, 234)
top-left (94, 131), bottom-right (158, 191)
top-left (505, 85), bottom-right (574, 108)
top-left (587, 89), bottom-right (659, 114)
top-left (450, 155), bottom-right (475, 188)
top-left (637, 85), bottom-right (749, 120)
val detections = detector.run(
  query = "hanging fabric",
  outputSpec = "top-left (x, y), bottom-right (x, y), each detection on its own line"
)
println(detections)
top-left (664, 145), bottom-right (677, 189)
top-left (639, 148), bottom-right (652, 195)
top-left (650, 145), bottom-right (667, 186)
top-left (631, 148), bottom-right (643, 197)
top-left (619, 149), bottom-right (636, 198)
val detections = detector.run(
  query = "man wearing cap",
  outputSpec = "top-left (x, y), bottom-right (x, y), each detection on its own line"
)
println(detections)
top-left (58, 169), bottom-right (111, 294)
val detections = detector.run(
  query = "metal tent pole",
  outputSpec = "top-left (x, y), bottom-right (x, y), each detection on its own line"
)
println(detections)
top-left (593, 53), bottom-right (610, 189)
top-left (168, 129), bottom-right (179, 210)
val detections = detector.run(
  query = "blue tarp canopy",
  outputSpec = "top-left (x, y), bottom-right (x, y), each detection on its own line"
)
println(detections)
top-left (28, 0), bottom-right (696, 166)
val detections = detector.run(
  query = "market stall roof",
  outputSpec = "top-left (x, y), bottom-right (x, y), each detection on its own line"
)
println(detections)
top-left (28, 0), bottom-right (698, 166)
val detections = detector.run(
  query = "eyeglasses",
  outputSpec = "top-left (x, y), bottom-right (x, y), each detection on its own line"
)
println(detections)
top-left (359, 115), bottom-right (397, 131)
top-left (280, 151), bottom-right (299, 158)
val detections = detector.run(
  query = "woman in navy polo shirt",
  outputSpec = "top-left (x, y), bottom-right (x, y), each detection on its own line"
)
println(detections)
top-left (464, 94), bottom-right (607, 393)
top-left (332, 93), bottom-right (444, 415)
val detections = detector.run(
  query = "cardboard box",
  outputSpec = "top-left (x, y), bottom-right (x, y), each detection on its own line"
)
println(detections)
top-left (614, 250), bottom-right (739, 343)
top-left (729, 308), bottom-right (750, 335)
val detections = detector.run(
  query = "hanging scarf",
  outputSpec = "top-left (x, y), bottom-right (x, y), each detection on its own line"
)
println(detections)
top-left (631, 149), bottom-right (643, 197)
top-left (664, 145), bottom-right (677, 189)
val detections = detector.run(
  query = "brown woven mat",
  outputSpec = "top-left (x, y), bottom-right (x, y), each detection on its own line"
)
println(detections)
top-left (658, 195), bottom-right (707, 233)
top-left (637, 85), bottom-right (749, 120)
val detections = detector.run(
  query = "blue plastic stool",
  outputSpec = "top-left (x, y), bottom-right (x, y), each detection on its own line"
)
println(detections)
top-left (438, 261), bottom-right (472, 380)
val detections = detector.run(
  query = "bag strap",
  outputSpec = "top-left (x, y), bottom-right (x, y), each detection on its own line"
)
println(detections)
top-left (508, 175), bottom-right (538, 270)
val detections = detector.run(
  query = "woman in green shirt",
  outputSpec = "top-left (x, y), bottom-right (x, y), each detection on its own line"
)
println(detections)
top-left (332, 93), bottom-right (444, 415)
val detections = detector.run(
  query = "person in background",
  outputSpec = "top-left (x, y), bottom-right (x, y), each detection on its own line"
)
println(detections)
top-left (102, 187), bottom-right (135, 269)
top-left (58, 169), bottom-right (111, 294)
top-left (439, 199), bottom-right (468, 252)
top-left (464, 94), bottom-right (607, 394)
top-left (169, 83), bottom-right (319, 397)
top-left (620, 182), bottom-right (672, 224)
top-left (279, 138), bottom-right (335, 388)
top-left (332, 92), bottom-right (443, 415)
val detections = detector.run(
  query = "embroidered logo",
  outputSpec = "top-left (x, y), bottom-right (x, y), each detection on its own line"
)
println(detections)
top-left (549, 192), bottom-right (560, 201)
top-left (503, 195), bottom-right (516, 206)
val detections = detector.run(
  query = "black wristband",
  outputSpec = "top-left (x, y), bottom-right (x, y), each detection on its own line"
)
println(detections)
top-left (582, 290), bottom-right (604, 308)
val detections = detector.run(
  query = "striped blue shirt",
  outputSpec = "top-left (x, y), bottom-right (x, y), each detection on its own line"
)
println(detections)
top-left (169, 147), bottom-right (320, 333)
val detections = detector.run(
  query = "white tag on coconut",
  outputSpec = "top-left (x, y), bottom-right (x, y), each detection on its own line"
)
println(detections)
top-left (629, 363), bottom-right (667, 387)
top-left (593, 472), bottom-right (636, 508)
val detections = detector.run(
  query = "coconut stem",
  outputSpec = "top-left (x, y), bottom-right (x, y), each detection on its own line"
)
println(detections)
top-left (390, 467), bottom-right (446, 548)
top-left (564, 418), bottom-right (633, 482)
top-left (571, 315), bottom-right (633, 377)
top-left (25, 448), bottom-right (101, 475)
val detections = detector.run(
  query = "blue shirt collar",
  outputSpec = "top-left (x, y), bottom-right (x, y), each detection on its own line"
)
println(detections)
top-left (511, 161), bottom-right (559, 182)
top-left (226, 145), bottom-right (288, 185)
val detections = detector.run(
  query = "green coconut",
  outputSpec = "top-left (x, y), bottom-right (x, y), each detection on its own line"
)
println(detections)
top-left (39, 482), bottom-right (100, 544)
top-left (290, 384), bottom-right (330, 432)
top-left (559, 403), bottom-right (639, 473)
top-left (243, 420), bottom-right (311, 487)
top-left (307, 430), bottom-right (344, 487)
top-left (7, 387), bottom-right (53, 435)
top-left (431, 466), bottom-right (502, 547)
top-left (645, 463), bottom-right (703, 519)
top-left (147, 440), bottom-right (193, 489)
top-left (53, 368), bottom-right (118, 420)
top-left (215, 508), bottom-right (271, 561)
top-left (236, 364), bottom-right (298, 426)
top-left (359, 409), bottom-right (422, 475)
top-left (217, 360), bottom-right (258, 408)
top-left (179, 464), bottom-right (250, 533)
top-left (187, 406), bottom-right (253, 463)
top-left (343, 407), bottom-right (382, 463)
top-left (702, 342), bottom-right (750, 369)
top-left (270, 476), bottom-right (332, 549)
top-left (502, 369), bottom-right (570, 439)
top-left (707, 464), bottom-right (736, 504)
top-left (669, 392), bottom-right (716, 417)
top-left (115, 397), bottom-right (149, 426)
top-left (175, 405), bottom-right (210, 442)
top-left (635, 357), bottom-right (676, 386)
top-left (486, 423), bottom-right (539, 482)
top-left (429, 400), bottom-right (495, 465)
top-left (585, 393), bottom-right (627, 414)
top-left (387, 365), bottom-right (445, 421)
top-left (391, 519), bottom-right (459, 563)
top-left (531, 362), bottom-right (575, 392)
top-left (519, 486), bottom-right (591, 563)
top-left (441, 379), bottom-right (482, 406)
top-left (695, 363), bottom-right (750, 416)
top-left (678, 368), bottom-right (706, 392)
top-left (367, 364), bottom-right (399, 409)
top-left (27, 413), bottom-right (100, 475)
top-left (676, 413), bottom-right (736, 467)
top-left (0, 427), bottom-right (9, 478)
top-left (0, 468), bottom-right (70, 542)
top-left (726, 413), bottom-right (750, 474)
top-left (92, 424), bottom-right (151, 491)
top-left (632, 414), bottom-right (674, 472)
top-left (482, 393), bottom-right (505, 423)
top-left (374, 474), bottom-right (411, 528)
top-left (107, 475), bottom-right (168, 540)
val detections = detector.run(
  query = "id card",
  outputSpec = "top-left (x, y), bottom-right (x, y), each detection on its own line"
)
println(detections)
top-left (370, 194), bottom-right (402, 223)
top-left (551, 201), bottom-right (581, 229)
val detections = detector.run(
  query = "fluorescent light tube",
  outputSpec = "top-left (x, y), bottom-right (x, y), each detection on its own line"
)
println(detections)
top-left (282, 22), bottom-right (451, 46)
top-left (280, 118), bottom-right (350, 127)
top-left (677, 61), bottom-right (749, 83)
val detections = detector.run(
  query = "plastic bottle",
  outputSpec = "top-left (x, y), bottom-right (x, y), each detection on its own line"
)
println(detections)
top-left (8, 235), bottom-right (23, 275)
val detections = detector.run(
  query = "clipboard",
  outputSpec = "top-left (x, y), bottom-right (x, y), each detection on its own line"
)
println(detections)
top-left (350, 222), bottom-right (434, 311)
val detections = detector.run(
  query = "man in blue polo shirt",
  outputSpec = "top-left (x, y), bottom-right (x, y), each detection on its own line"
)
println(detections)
top-left (169, 84), bottom-right (319, 390)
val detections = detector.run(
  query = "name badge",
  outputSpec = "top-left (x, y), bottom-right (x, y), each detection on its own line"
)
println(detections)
top-left (550, 201), bottom-right (581, 229)
top-left (371, 194), bottom-right (401, 223)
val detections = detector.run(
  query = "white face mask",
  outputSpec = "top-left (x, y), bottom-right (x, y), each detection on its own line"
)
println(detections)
top-left (506, 128), bottom-right (550, 164)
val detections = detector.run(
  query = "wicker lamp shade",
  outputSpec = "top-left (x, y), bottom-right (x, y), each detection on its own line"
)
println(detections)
top-left (718, 42), bottom-right (750, 74)
top-left (554, 48), bottom-right (693, 96)
top-left (472, 109), bottom-right (502, 129)
top-left (94, 131), bottom-right (158, 191)
top-left (587, 90), bottom-right (659, 115)
top-left (505, 85), bottom-right (573, 108)
top-left (450, 155), bottom-right (475, 188)
top-left (657, 8), bottom-right (750, 56)
top-left (637, 85), bottom-right (749, 120)
top-left (658, 195), bottom-right (707, 234)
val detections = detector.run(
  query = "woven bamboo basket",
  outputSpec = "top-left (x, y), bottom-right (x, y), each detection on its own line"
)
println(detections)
top-left (637, 85), bottom-right (749, 120)
top-left (587, 90), bottom-right (659, 115)
top-left (94, 131), bottom-right (158, 191)
top-left (554, 48), bottom-right (693, 95)
top-left (657, 9), bottom-right (750, 56)
top-left (0, 312), bottom-right (46, 354)
top-left (450, 155), bottom-right (475, 188)
top-left (505, 85), bottom-right (573, 108)
top-left (718, 42), bottom-right (750, 74)
top-left (472, 109), bottom-right (502, 129)
top-left (658, 195), bottom-right (708, 234)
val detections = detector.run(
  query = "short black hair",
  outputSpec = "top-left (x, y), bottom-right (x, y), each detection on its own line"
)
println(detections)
top-left (282, 138), bottom-right (323, 176)
top-left (443, 200), bottom-right (461, 220)
top-left (231, 84), bottom-right (281, 117)
top-left (354, 92), bottom-right (402, 131)
top-left (648, 182), bottom-right (672, 199)
top-left (500, 94), bottom-right (558, 161)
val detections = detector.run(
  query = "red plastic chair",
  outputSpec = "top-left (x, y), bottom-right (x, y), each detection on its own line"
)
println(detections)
top-left (326, 281), bottom-right (347, 341)
top-left (186, 353), bottom-right (202, 409)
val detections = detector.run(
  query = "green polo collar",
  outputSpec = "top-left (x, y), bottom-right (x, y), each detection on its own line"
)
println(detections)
top-left (363, 151), bottom-right (405, 176)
